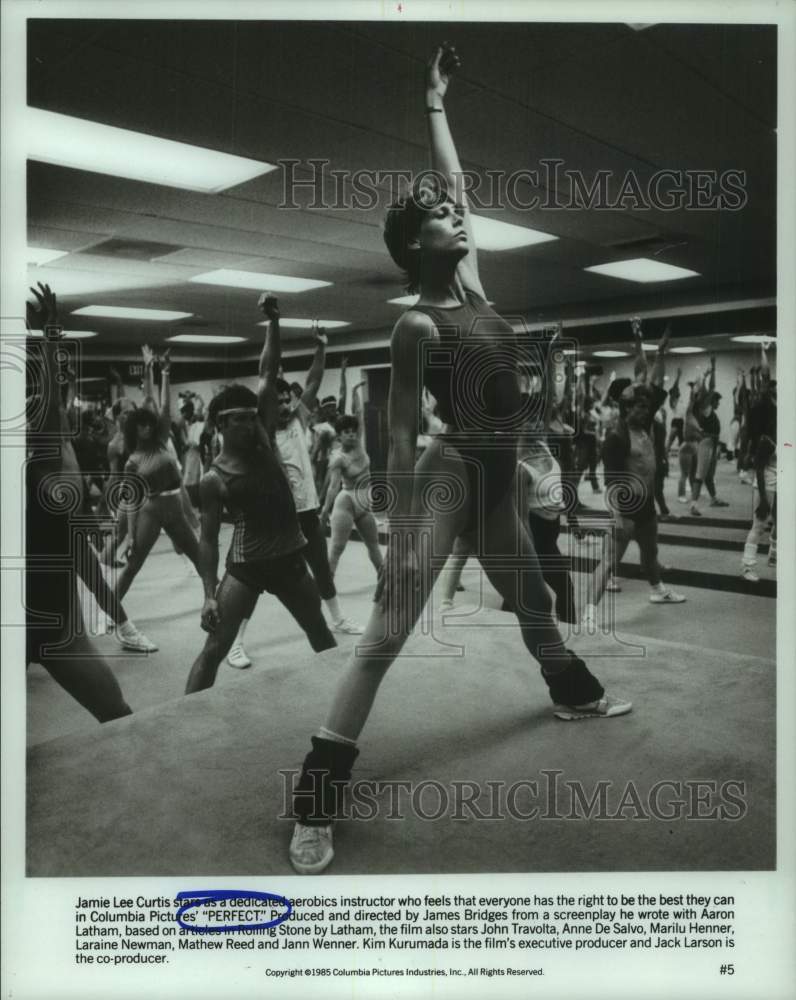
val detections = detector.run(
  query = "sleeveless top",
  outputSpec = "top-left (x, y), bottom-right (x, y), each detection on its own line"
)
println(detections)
top-left (409, 289), bottom-right (522, 433)
top-left (208, 447), bottom-right (305, 564)
top-left (126, 445), bottom-right (182, 495)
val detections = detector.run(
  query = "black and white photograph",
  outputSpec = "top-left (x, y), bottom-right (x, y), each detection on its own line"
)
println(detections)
top-left (2, 1), bottom-right (794, 997)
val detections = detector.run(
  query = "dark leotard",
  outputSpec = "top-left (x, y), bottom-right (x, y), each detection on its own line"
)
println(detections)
top-left (410, 289), bottom-right (522, 532)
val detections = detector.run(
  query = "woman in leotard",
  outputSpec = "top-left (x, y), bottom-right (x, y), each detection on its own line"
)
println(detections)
top-left (114, 348), bottom-right (202, 600)
top-left (321, 382), bottom-right (383, 577)
top-left (287, 43), bottom-right (631, 876)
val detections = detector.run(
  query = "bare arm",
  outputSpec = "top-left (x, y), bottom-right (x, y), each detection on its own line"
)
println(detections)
top-left (352, 381), bottom-right (367, 448)
top-left (300, 326), bottom-right (328, 410)
top-left (257, 293), bottom-right (281, 433)
top-left (425, 43), bottom-right (485, 298)
top-left (26, 284), bottom-right (63, 454)
top-left (321, 457), bottom-right (343, 522)
top-left (338, 354), bottom-right (348, 414)
top-left (650, 323), bottom-right (671, 388)
top-left (157, 350), bottom-right (172, 442)
top-left (542, 326), bottom-right (561, 431)
top-left (141, 344), bottom-right (157, 413)
top-left (630, 316), bottom-right (648, 384)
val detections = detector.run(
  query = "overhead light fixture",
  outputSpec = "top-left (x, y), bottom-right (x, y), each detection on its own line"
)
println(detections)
top-left (669, 346), bottom-right (706, 354)
top-left (387, 295), bottom-right (419, 306)
top-left (561, 349), bottom-right (578, 356)
top-left (189, 269), bottom-right (331, 293)
top-left (27, 107), bottom-right (276, 193)
top-left (258, 318), bottom-right (350, 329)
top-left (730, 334), bottom-right (776, 344)
top-left (26, 267), bottom-right (160, 298)
top-left (585, 259), bottom-right (700, 283)
top-left (471, 215), bottom-right (557, 251)
top-left (72, 305), bottom-right (193, 321)
top-left (641, 343), bottom-right (660, 352)
top-left (593, 350), bottom-right (629, 358)
top-left (27, 247), bottom-right (68, 265)
top-left (27, 329), bottom-right (98, 339)
top-left (167, 334), bottom-right (246, 344)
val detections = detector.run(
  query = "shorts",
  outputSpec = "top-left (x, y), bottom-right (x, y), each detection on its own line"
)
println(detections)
top-left (226, 548), bottom-right (308, 595)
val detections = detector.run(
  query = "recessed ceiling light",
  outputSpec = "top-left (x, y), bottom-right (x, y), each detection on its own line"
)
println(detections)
top-left (27, 107), bottom-right (276, 193)
top-left (72, 306), bottom-right (193, 320)
top-left (470, 216), bottom-right (558, 251)
top-left (561, 349), bottom-right (578, 356)
top-left (26, 267), bottom-right (160, 297)
top-left (730, 334), bottom-right (776, 344)
top-left (669, 346), bottom-right (706, 354)
top-left (27, 329), bottom-right (98, 339)
top-left (257, 318), bottom-right (350, 329)
top-left (27, 247), bottom-right (68, 265)
top-left (167, 334), bottom-right (246, 344)
top-left (585, 259), bottom-right (700, 283)
top-left (593, 350), bottom-right (629, 358)
top-left (189, 269), bottom-right (331, 293)
top-left (641, 343), bottom-right (660, 352)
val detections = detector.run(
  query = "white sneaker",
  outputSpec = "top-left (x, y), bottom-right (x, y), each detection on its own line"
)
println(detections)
top-left (649, 588), bottom-right (686, 604)
top-left (115, 621), bottom-right (158, 652)
top-left (439, 598), bottom-right (454, 611)
top-left (227, 644), bottom-right (252, 669)
top-left (331, 617), bottom-right (364, 635)
top-left (554, 694), bottom-right (633, 721)
top-left (742, 567), bottom-right (760, 583)
top-left (289, 823), bottom-right (334, 875)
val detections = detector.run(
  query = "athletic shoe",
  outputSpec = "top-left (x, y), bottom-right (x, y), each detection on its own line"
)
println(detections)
top-left (227, 644), bottom-right (252, 669)
top-left (606, 578), bottom-right (622, 593)
top-left (554, 694), bottom-right (633, 721)
top-left (658, 513), bottom-right (672, 521)
top-left (739, 472), bottom-right (752, 485)
top-left (289, 823), bottom-right (334, 875)
top-left (649, 588), bottom-right (686, 604)
top-left (709, 498), bottom-right (730, 508)
top-left (456, 584), bottom-right (466, 592)
top-left (741, 567), bottom-right (760, 583)
top-left (439, 598), bottom-right (454, 611)
top-left (332, 618), bottom-right (365, 635)
top-left (677, 496), bottom-right (688, 503)
top-left (115, 622), bottom-right (158, 652)
top-left (690, 505), bottom-right (701, 517)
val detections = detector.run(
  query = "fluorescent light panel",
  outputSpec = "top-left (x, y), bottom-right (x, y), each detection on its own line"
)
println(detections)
top-left (27, 329), bottom-right (98, 339)
top-left (167, 334), bottom-right (246, 344)
top-left (189, 270), bottom-right (331, 293)
top-left (471, 215), bottom-right (557, 251)
top-left (28, 247), bottom-right (68, 265)
top-left (731, 335), bottom-right (776, 344)
top-left (669, 346), bottom-right (706, 354)
top-left (585, 259), bottom-right (700, 283)
top-left (593, 350), bottom-right (629, 358)
top-left (388, 295), bottom-right (495, 307)
top-left (257, 318), bottom-right (350, 329)
top-left (72, 305), bottom-right (193, 321)
top-left (27, 108), bottom-right (276, 193)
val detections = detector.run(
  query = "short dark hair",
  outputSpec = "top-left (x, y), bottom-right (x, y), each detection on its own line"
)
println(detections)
top-left (124, 407), bottom-right (159, 455)
top-left (383, 175), bottom-right (448, 294)
top-left (618, 384), bottom-right (654, 417)
top-left (320, 395), bottom-right (337, 408)
top-left (289, 381), bottom-right (303, 398)
top-left (207, 384), bottom-right (258, 426)
top-left (335, 414), bottom-right (359, 434)
top-left (180, 399), bottom-right (195, 419)
top-left (112, 398), bottom-right (135, 420)
top-left (275, 378), bottom-right (291, 397)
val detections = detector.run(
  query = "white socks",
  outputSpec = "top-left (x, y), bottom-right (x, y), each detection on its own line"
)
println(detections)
top-left (325, 597), bottom-right (342, 622)
top-left (317, 726), bottom-right (358, 747)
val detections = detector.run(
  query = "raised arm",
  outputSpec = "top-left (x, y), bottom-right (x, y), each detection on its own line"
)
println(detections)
top-left (300, 324), bottom-right (328, 410)
top-left (425, 43), bottom-right (485, 298)
top-left (27, 283), bottom-right (63, 447)
top-left (338, 354), bottom-right (348, 415)
top-left (542, 325), bottom-right (561, 431)
top-left (257, 293), bottom-right (281, 433)
top-left (630, 316), bottom-right (648, 384)
top-left (352, 380), bottom-right (367, 448)
top-left (668, 367), bottom-right (682, 407)
top-left (157, 350), bottom-right (172, 442)
top-left (650, 322), bottom-right (671, 388)
top-left (196, 471), bottom-right (224, 633)
top-left (759, 338), bottom-right (771, 386)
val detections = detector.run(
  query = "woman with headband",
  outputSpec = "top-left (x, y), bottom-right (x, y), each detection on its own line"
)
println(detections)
top-left (287, 43), bottom-right (631, 876)
top-left (184, 294), bottom-right (336, 693)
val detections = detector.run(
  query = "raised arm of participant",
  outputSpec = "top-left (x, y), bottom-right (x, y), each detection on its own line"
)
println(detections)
top-left (338, 354), bottom-right (348, 415)
top-left (141, 344), bottom-right (157, 413)
top-left (668, 366), bottom-right (682, 407)
top-left (157, 350), bottom-right (172, 442)
top-left (759, 337), bottom-right (771, 386)
top-left (630, 316), bottom-right (648, 384)
top-left (650, 322), bottom-right (671, 388)
top-left (300, 324), bottom-right (328, 410)
top-left (257, 293), bottom-right (281, 432)
top-left (27, 283), bottom-right (63, 446)
top-left (542, 325), bottom-right (561, 431)
top-left (425, 43), bottom-right (485, 298)
top-left (601, 369), bottom-right (618, 406)
top-left (352, 380), bottom-right (368, 448)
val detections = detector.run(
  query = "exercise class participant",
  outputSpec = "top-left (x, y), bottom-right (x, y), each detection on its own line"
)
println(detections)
top-left (287, 43), bottom-right (631, 876)
top-left (26, 283), bottom-right (134, 720)
top-left (321, 381), bottom-right (383, 578)
top-left (226, 324), bottom-right (361, 671)
top-left (113, 347), bottom-right (202, 601)
top-left (184, 294), bottom-right (336, 693)
top-left (741, 340), bottom-right (777, 582)
top-left (689, 355), bottom-right (729, 516)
